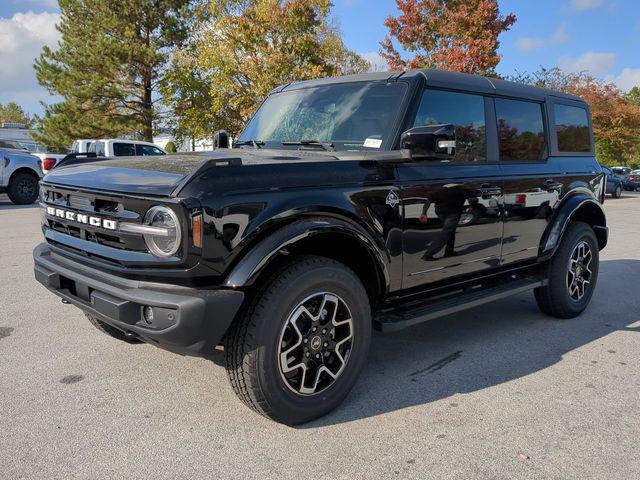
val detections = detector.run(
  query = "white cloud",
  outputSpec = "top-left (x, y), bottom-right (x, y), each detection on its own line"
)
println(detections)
top-left (359, 51), bottom-right (388, 72)
top-left (558, 51), bottom-right (617, 74)
top-left (570, 0), bottom-right (605, 11)
top-left (514, 37), bottom-right (545, 52)
top-left (0, 11), bottom-right (61, 114)
top-left (606, 68), bottom-right (640, 92)
top-left (514, 23), bottom-right (569, 52)
top-left (551, 23), bottom-right (570, 44)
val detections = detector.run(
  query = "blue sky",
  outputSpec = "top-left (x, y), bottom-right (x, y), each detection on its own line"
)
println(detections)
top-left (1, 0), bottom-right (639, 116)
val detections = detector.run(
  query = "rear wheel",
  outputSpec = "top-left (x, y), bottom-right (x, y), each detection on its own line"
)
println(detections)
top-left (224, 256), bottom-right (371, 425)
top-left (535, 222), bottom-right (599, 318)
top-left (7, 172), bottom-right (39, 205)
top-left (612, 185), bottom-right (622, 198)
top-left (85, 314), bottom-right (142, 344)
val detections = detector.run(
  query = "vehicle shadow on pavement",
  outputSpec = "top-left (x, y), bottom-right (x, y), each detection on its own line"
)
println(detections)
top-left (301, 259), bottom-right (639, 428)
top-left (0, 195), bottom-right (39, 210)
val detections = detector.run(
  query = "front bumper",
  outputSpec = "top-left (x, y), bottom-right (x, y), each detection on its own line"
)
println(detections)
top-left (33, 243), bottom-right (244, 357)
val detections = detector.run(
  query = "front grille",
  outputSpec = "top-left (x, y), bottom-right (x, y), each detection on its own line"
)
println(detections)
top-left (41, 185), bottom-right (150, 254)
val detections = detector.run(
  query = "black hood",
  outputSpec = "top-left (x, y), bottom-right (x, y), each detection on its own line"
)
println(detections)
top-left (42, 149), bottom-right (348, 196)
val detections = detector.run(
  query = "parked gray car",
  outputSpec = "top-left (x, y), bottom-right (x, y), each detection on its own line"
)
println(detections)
top-left (0, 139), bottom-right (43, 204)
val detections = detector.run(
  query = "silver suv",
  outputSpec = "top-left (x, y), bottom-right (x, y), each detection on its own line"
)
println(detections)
top-left (0, 139), bottom-right (43, 204)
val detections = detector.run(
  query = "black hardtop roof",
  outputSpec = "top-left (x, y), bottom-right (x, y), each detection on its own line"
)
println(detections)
top-left (278, 68), bottom-right (584, 103)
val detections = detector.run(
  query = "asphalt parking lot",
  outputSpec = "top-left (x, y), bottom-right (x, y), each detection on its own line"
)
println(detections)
top-left (1, 192), bottom-right (639, 480)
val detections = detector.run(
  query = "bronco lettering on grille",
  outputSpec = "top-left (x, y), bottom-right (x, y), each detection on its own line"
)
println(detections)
top-left (45, 206), bottom-right (117, 231)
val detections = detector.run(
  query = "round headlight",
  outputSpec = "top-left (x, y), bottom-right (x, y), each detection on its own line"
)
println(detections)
top-left (143, 206), bottom-right (181, 258)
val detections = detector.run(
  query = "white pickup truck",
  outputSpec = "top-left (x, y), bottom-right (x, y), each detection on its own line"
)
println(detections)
top-left (87, 139), bottom-right (167, 157)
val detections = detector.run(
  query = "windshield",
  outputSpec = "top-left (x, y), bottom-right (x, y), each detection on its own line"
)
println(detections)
top-left (239, 81), bottom-right (408, 151)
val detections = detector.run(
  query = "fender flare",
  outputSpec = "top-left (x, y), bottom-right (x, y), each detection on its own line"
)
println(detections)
top-left (223, 217), bottom-right (390, 291)
top-left (540, 193), bottom-right (607, 259)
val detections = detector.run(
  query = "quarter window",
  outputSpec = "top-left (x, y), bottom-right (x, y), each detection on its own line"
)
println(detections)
top-left (496, 98), bottom-right (546, 161)
top-left (413, 89), bottom-right (486, 162)
top-left (554, 104), bottom-right (591, 152)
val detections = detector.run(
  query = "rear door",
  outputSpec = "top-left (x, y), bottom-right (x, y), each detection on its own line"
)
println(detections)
top-left (398, 88), bottom-right (504, 288)
top-left (497, 97), bottom-right (562, 264)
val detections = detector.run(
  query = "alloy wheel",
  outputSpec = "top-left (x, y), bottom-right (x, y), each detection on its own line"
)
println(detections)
top-left (567, 240), bottom-right (593, 301)
top-left (278, 292), bottom-right (354, 395)
top-left (17, 179), bottom-right (36, 199)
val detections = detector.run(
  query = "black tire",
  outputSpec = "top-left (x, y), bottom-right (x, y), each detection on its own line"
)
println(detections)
top-left (85, 313), bottom-right (142, 344)
top-left (224, 255), bottom-right (371, 425)
top-left (613, 185), bottom-right (622, 198)
top-left (534, 222), bottom-right (599, 319)
top-left (7, 172), bottom-right (39, 205)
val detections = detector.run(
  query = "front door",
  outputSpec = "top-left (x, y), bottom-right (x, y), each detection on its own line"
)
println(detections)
top-left (398, 88), bottom-right (503, 289)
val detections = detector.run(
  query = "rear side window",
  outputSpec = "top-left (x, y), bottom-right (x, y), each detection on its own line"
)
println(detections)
top-left (554, 104), bottom-right (591, 152)
top-left (413, 89), bottom-right (486, 162)
top-left (496, 98), bottom-right (546, 161)
top-left (113, 142), bottom-right (136, 156)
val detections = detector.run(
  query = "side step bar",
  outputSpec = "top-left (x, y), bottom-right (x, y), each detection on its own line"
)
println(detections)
top-left (374, 277), bottom-right (546, 332)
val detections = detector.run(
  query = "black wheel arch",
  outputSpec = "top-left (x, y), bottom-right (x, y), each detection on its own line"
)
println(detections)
top-left (540, 193), bottom-right (607, 260)
top-left (9, 166), bottom-right (40, 184)
top-left (223, 216), bottom-right (390, 307)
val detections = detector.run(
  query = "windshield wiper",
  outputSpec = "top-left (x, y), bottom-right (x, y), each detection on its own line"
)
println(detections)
top-left (281, 140), bottom-right (335, 151)
top-left (235, 140), bottom-right (264, 148)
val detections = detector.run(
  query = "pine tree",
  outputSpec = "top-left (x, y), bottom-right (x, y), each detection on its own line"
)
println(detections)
top-left (163, 0), bottom-right (370, 141)
top-left (0, 102), bottom-right (32, 126)
top-left (34, 0), bottom-right (195, 150)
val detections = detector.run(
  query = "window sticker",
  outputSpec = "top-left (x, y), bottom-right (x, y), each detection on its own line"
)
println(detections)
top-left (363, 138), bottom-right (382, 148)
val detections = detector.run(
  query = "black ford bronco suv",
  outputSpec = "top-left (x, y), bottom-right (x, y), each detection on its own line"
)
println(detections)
top-left (34, 69), bottom-right (607, 425)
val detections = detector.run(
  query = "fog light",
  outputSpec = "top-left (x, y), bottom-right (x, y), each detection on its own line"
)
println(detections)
top-left (143, 306), bottom-right (154, 324)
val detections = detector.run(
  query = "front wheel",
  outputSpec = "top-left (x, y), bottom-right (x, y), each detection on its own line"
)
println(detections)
top-left (535, 222), bottom-right (599, 319)
top-left (224, 256), bottom-right (371, 425)
top-left (7, 172), bottom-right (39, 205)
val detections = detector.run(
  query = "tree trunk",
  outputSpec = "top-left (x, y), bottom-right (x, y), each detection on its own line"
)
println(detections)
top-left (142, 73), bottom-right (153, 142)
top-left (141, 25), bottom-right (153, 142)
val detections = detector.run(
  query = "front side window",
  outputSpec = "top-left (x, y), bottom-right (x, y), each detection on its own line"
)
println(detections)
top-left (496, 98), bottom-right (546, 161)
top-left (554, 104), bottom-right (591, 152)
top-left (413, 89), bottom-right (486, 162)
top-left (113, 142), bottom-right (136, 156)
top-left (239, 82), bottom-right (407, 151)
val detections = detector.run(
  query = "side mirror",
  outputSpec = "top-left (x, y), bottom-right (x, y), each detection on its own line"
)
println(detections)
top-left (213, 130), bottom-right (230, 149)
top-left (400, 124), bottom-right (456, 160)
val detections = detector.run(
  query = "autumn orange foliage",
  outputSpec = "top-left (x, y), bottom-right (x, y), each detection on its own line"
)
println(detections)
top-left (380, 0), bottom-right (516, 74)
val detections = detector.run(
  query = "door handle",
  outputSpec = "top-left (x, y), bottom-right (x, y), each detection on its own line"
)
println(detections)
top-left (542, 180), bottom-right (563, 192)
top-left (479, 185), bottom-right (502, 197)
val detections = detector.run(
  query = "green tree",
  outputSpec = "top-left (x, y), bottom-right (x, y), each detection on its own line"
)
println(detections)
top-left (625, 86), bottom-right (640, 106)
top-left (35, 0), bottom-right (195, 150)
top-left (163, 0), bottom-right (370, 141)
top-left (0, 102), bottom-right (32, 126)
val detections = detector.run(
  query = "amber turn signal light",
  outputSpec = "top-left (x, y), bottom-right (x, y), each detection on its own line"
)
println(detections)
top-left (192, 213), bottom-right (203, 248)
